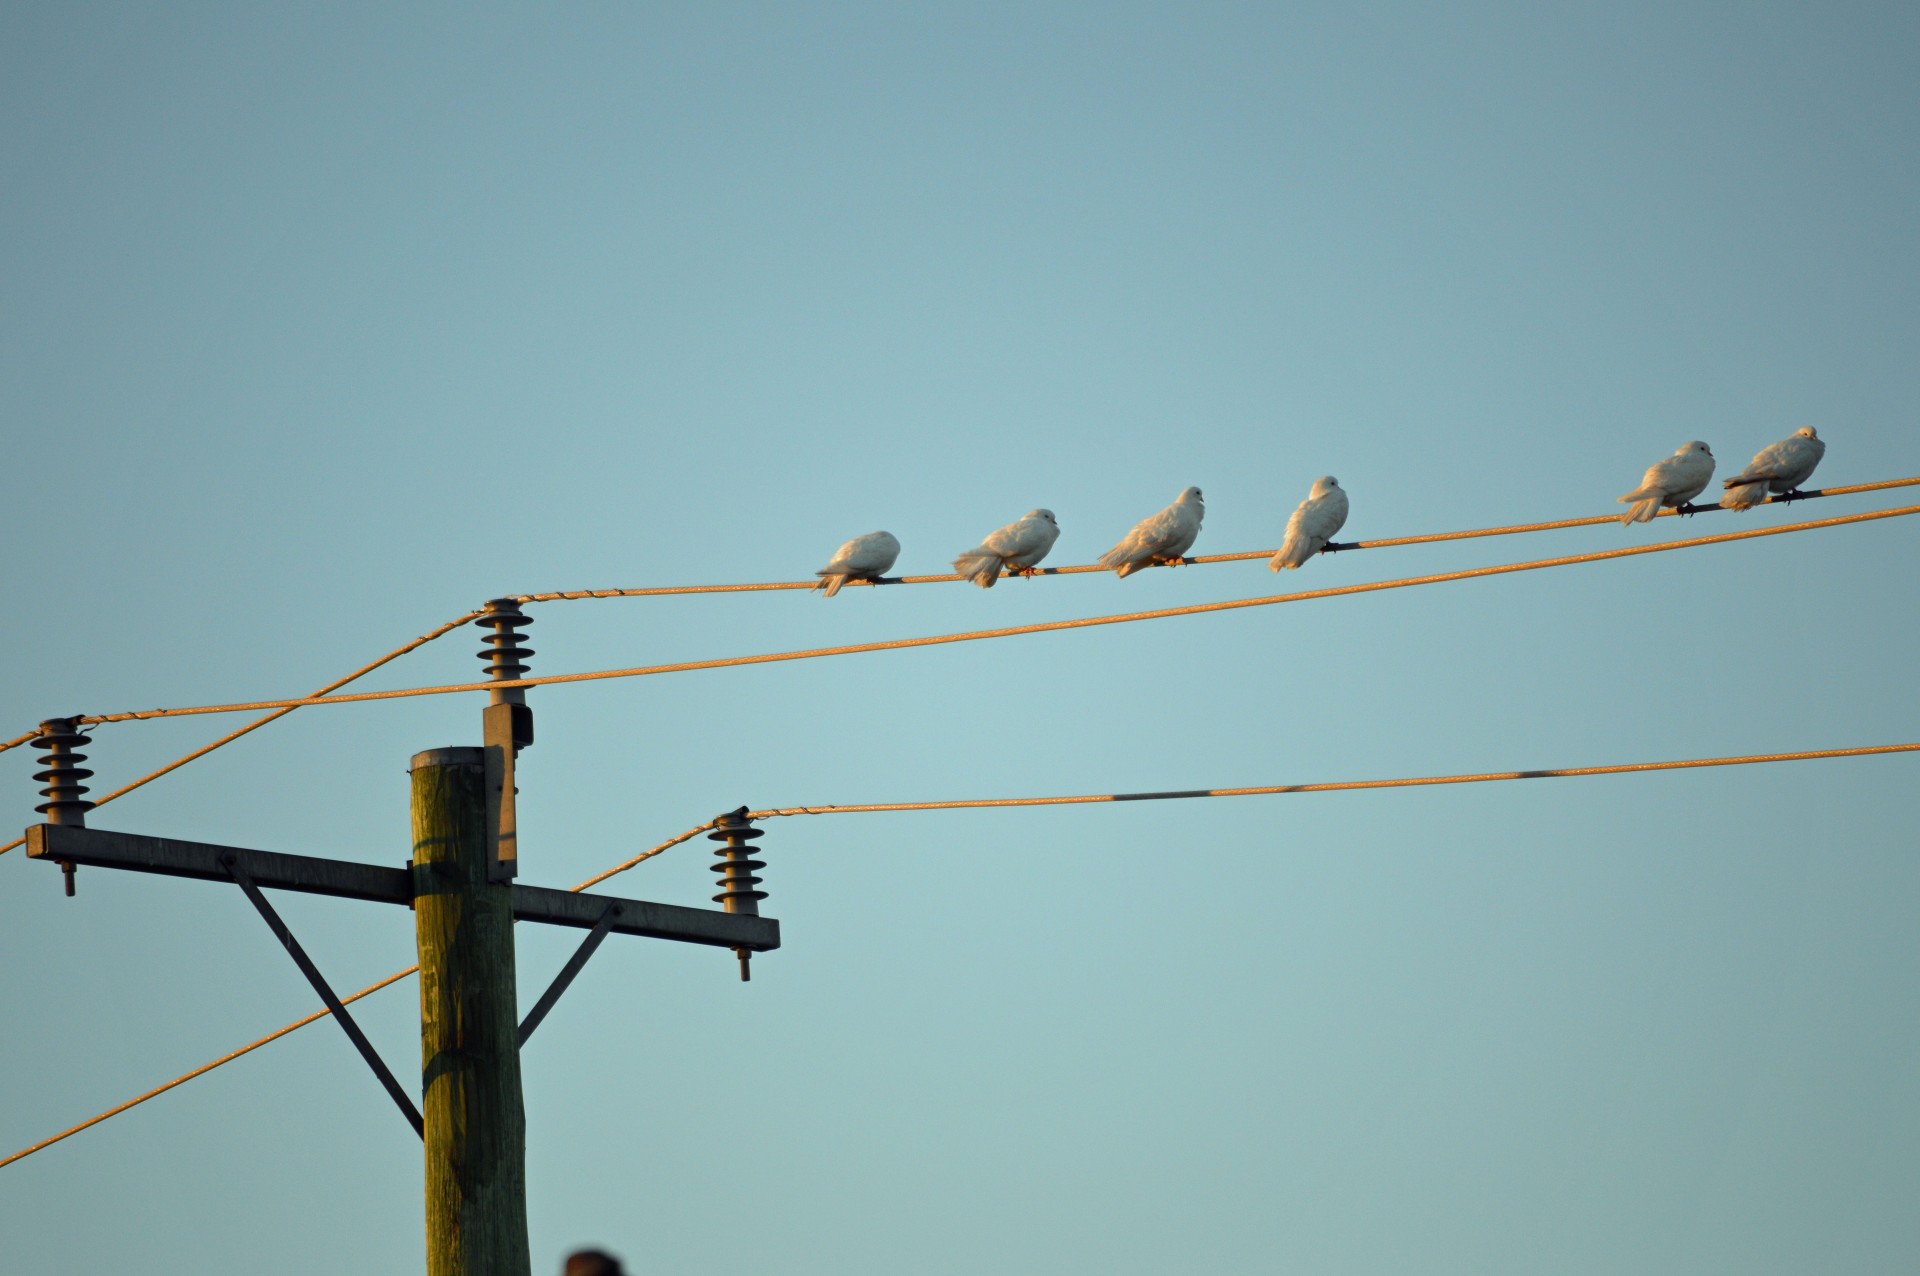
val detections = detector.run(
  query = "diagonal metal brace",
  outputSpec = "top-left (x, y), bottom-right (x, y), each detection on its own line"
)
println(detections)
top-left (518, 902), bottom-right (621, 1048)
top-left (219, 852), bottom-right (425, 1139)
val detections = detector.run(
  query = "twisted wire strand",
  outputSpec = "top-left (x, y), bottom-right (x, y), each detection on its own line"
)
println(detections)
top-left (7, 736), bottom-right (1913, 1171)
top-left (68, 501), bottom-right (1920, 726)
top-left (0, 612), bottom-right (483, 858)
top-left (512, 476), bottom-right (1920, 600)
top-left (0, 728), bottom-right (43, 758)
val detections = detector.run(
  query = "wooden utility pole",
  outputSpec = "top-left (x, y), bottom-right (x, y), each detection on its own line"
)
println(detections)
top-left (24, 602), bottom-right (780, 1275)
top-left (413, 747), bottom-right (531, 1276)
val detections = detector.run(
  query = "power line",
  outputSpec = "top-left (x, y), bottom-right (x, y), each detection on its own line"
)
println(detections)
top-left (0, 727), bottom-right (44, 759)
top-left (7, 735), bottom-right (1912, 1171)
top-left (0, 815), bottom-right (721, 1171)
top-left (64, 501), bottom-right (1920, 726)
top-left (5, 477), bottom-right (1912, 824)
top-left (0, 611), bottom-right (483, 858)
top-left (511, 476), bottom-right (1920, 601)
top-left (0, 966), bottom-right (420, 1171)
top-left (4, 478), bottom-right (1910, 774)
top-left (744, 742), bottom-right (1920, 818)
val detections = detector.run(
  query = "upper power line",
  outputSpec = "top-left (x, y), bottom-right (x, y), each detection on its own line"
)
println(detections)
top-left (3, 476), bottom-right (1912, 860)
top-left (513, 476), bottom-right (1918, 601)
top-left (55, 500), bottom-right (1920, 727)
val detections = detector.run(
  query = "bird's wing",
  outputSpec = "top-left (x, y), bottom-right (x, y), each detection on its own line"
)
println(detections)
top-left (982, 519), bottom-right (1037, 557)
top-left (1302, 490), bottom-right (1349, 540)
top-left (1005, 518), bottom-right (1060, 566)
top-left (860, 533), bottom-right (901, 574)
top-left (830, 532), bottom-right (898, 575)
top-left (1634, 454), bottom-right (1699, 496)
top-left (1129, 507), bottom-right (1181, 554)
top-left (1727, 439), bottom-right (1797, 484)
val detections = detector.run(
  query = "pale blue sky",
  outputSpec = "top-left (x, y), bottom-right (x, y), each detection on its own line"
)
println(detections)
top-left (4, 4), bottom-right (1919, 1273)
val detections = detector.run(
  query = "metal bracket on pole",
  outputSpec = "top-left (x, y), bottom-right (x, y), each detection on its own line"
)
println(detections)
top-left (483, 703), bottom-right (524, 883)
top-left (517, 902), bottom-right (621, 1047)
top-left (219, 852), bottom-right (425, 1139)
top-left (478, 599), bottom-right (535, 883)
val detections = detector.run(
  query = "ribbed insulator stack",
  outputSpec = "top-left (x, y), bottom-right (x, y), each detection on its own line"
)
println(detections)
top-left (475, 598), bottom-right (535, 706)
top-left (33, 718), bottom-right (93, 897)
top-left (708, 807), bottom-right (767, 981)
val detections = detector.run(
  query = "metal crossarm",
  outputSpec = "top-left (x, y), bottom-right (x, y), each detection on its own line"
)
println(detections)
top-left (25, 825), bottom-right (781, 951)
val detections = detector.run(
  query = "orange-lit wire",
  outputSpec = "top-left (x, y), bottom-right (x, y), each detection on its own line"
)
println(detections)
top-left (0, 612), bottom-right (482, 858)
top-left (9, 736), bottom-right (1915, 1170)
top-left (66, 501), bottom-right (1920, 726)
top-left (512, 477), bottom-right (1920, 600)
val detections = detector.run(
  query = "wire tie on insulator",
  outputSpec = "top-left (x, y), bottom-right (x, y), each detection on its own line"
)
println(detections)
top-left (32, 717), bottom-right (94, 897)
top-left (708, 807), bottom-right (767, 982)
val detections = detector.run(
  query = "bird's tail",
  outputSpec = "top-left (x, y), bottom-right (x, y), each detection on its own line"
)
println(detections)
top-left (1617, 490), bottom-right (1660, 525)
top-left (1719, 480), bottom-right (1766, 511)
top-left (816, 572), bottom-right (846, 598)
top-left (952, 552), bottom-right (1001, 588)
top-left (1269, 532), bottom-right (1312, 571)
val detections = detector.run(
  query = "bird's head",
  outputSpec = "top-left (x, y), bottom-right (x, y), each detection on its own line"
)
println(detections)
top-left (1314, 475), bottom-right (1340, 493)
top-left (1797, 426), bottom-right (1819, 440)
top-left (1681, 440), bottom-right (1712, 458)
top-left (1179, 486), bottom-right (1203, 504)
top-left (1030, 509), bottom-right (1057, 524)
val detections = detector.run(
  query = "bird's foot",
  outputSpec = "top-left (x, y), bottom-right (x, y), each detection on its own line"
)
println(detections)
top-left (1674, 502), bottom-right (1702, 517)
top-left (1773, 488), bottom-right (1807, 504)
top-left (1321, 541), bottom-right (1355, 554)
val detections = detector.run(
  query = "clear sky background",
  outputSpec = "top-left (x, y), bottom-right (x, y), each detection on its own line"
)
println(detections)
top-left (4, 4), bottom-right (1919, 1273)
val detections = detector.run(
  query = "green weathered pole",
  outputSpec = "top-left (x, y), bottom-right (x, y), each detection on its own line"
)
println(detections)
top-left (411, 747), bottom-right (531, 1276)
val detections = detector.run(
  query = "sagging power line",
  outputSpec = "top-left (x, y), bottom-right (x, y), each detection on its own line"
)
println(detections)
top-left (514, 476), bottom-right (1920, 601)
top-left (0, 611), bottom-right (485, 858)
top-left (8, 735), bottom-right (1913, 1173)
top-left (56, 501), bottom-right (1920, 727)
top-left (3, 477), bottom-right (1911, 863)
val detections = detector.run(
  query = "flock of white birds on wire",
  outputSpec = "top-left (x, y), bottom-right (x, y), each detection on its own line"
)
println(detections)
top-left (813, 427), bottom-right (1827, 596)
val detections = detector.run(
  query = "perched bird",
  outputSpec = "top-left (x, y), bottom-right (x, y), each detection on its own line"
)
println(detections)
top-left (1098, 486), bottom-right (1206, 577)
top-left (814, 530), bottom-right (901, 597)
top-left (1618, 441), bottom-right (1715, 525)
top-left (1269, 476), bottom-right (1350, 570)
top-left (1720, 427), bottom-right (1826, 510)
top-left (952, 509), bottom-right (1061, 588)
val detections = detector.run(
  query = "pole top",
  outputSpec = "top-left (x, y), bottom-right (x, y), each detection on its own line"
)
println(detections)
top-left (410, 747), bottom-right (485, 772)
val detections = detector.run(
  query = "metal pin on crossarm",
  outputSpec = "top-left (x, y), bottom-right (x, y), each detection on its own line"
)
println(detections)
top-left (33, 718), bottom-right (93, 896)
top-left (709, 808), bottom-right (768, 981)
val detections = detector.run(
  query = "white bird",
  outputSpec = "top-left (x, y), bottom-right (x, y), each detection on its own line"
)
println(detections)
top-left (1720, 427), bottom-right (1826, 510)
top-left (814, 530), bottom-right (900, 597)
top-left (1269, 476), bottom-right (1350, 570)
top-left (1098, 486), bottom-right (1206, 578)
top-left (952, 509), bottom-right (1061, 588)
top-left (1618, 441), bottom-right (1715, 525)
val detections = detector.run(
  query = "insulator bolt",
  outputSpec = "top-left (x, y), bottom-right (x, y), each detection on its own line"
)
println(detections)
top-left (708, 807), bottom-right (767, 982)
top-left (33, 717), bottom-right (94, 897)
